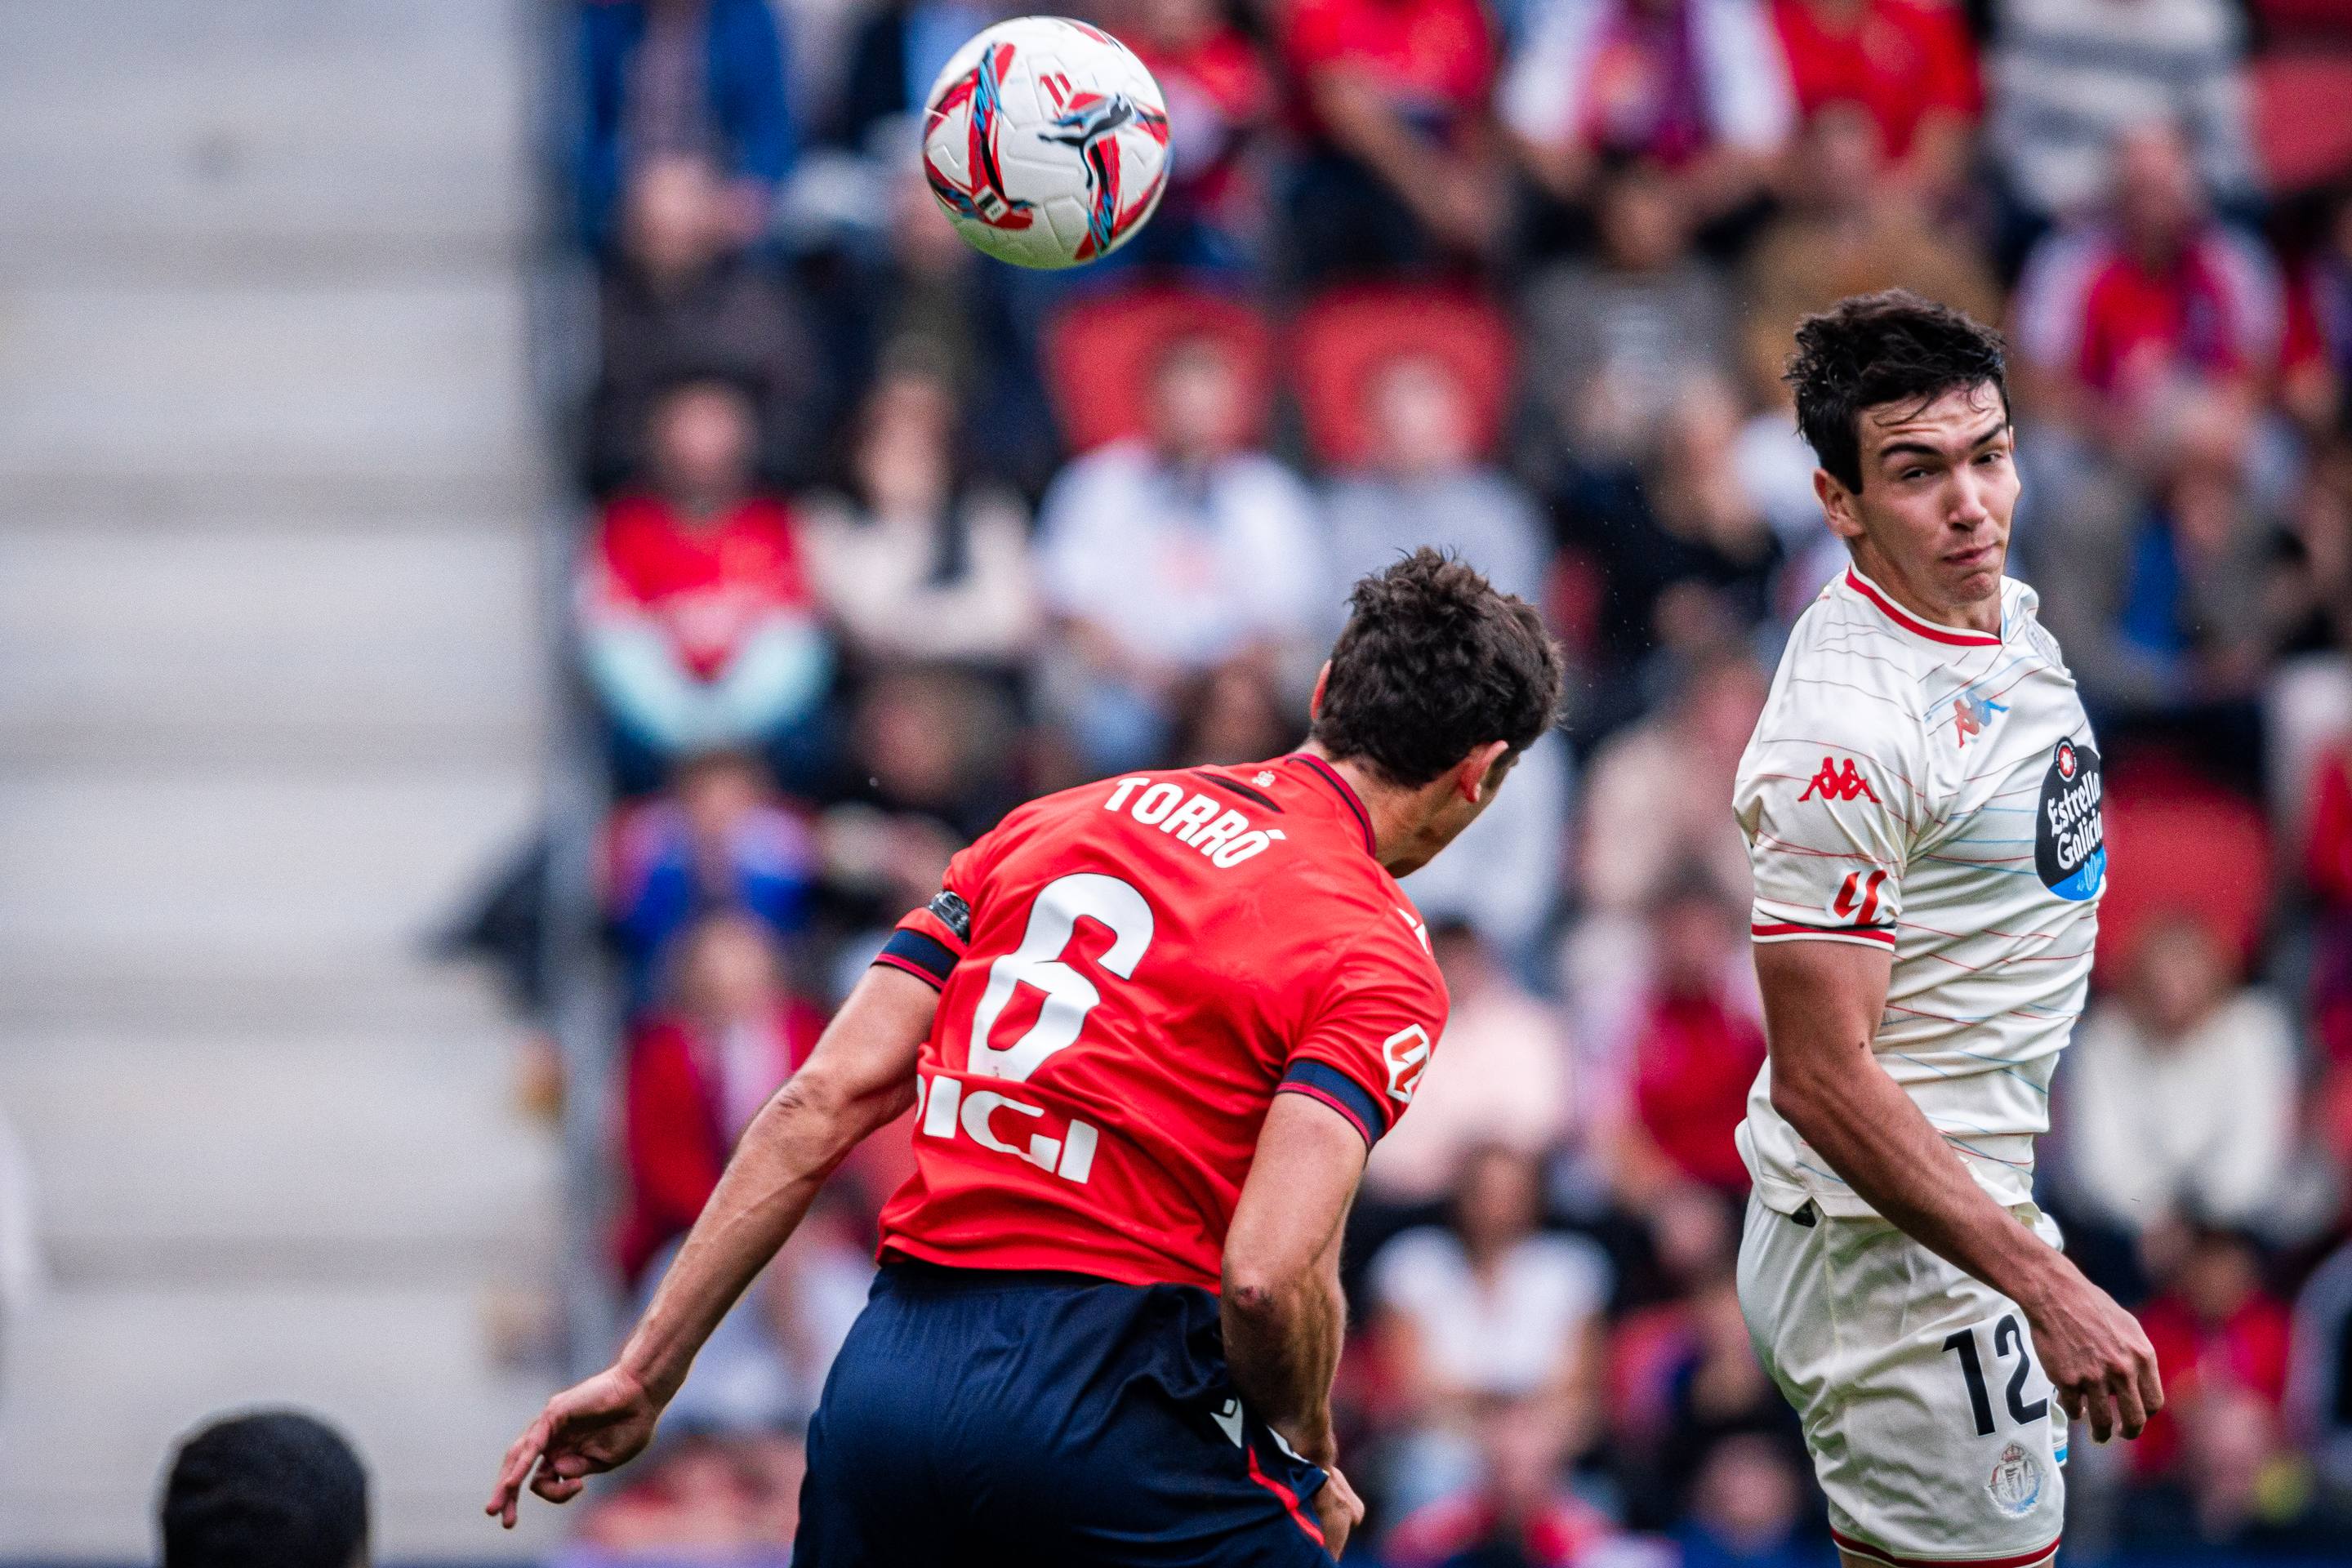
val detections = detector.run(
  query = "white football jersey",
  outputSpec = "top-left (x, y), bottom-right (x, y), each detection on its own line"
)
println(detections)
top-left (1733, 566), bottom-right (2105, 1218)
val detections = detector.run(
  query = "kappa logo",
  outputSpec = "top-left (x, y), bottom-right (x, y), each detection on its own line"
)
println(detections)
top-left (1952, 692), bottom-right (2010, 747)
top-left (1382, 1024), bottom-right (1431, 1103)
top-left (1797, 757), bottom-right (1881, 804)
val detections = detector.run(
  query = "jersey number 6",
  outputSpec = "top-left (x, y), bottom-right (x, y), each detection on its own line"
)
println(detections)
top-left (964, 873), bottom-right (1155, 1083)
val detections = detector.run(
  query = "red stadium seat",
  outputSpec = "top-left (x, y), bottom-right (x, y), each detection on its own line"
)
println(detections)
top-left (2095, 759), bottom-right (2274, 978)
top-left (1285, 286), bottom-right (1517, 468)
top-left (2252, 52), bottom-right (2352, 191)
top-left (1040, 285), bottom-right (1276, 454)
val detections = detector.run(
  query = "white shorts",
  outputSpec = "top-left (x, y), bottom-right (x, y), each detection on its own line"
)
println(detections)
top-left (1738, 1194), bottom-right (2068, 1566)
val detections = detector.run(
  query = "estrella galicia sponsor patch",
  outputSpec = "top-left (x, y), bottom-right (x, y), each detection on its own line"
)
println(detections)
top-left (2035, 737), bottom-right (2105, 902)
top-left (1987, 1441), bottom-right (2046, 1517)
top-left (927, 889), bottom-right (973, 942)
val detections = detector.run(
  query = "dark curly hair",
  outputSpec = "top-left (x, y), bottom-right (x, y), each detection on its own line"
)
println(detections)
top-left (1310, 549), bottom-right (1563, 788)
top-left (1786, 290), bottom-right (2009, 493)
top-left (161, 1410), bottom-right (368, 1568)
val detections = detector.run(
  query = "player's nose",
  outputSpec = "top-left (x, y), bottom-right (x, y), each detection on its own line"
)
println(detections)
top-left (1948, 468), bottom-right (1993, 528)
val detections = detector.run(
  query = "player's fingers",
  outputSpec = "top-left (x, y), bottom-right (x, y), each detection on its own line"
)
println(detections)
top-left (487, 1416), bottom-right (551, 1525)
top-left (2136, 1348), bottom-right (2166, 1418)
top-left (2114, 1368), bottom-right (2149, 1441)
top-left (2078, 1383), bottom-right (2115, 1444)
top-left (531, 1466), bottom-right (588, 1506)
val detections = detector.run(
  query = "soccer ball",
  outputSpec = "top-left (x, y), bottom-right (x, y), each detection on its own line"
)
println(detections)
top-left (920, 16), bottom-right (1171, 270)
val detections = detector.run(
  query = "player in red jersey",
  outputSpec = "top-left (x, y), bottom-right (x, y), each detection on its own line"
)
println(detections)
top-left (490, 550), bottom-right (1564, 1562)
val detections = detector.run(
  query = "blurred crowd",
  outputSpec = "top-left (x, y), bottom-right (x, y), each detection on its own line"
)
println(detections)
top-left (475, 0), bottom-right (2352, 1561)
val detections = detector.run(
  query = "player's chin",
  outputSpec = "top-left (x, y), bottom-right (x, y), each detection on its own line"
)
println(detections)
top-left (1943, 556), bottom-right (2004, 599)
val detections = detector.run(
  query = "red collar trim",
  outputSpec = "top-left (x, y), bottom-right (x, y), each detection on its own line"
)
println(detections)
top-left (1286, 753), bottom-right (1376, 855)
top-left (1842, 568), bottom-right (2002, 648)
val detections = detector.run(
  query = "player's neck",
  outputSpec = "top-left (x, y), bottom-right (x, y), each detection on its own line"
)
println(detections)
top-left (1849, 546), bottom-right (2002, 635)
top-left (1298, 743), bottom-right (1428, 877)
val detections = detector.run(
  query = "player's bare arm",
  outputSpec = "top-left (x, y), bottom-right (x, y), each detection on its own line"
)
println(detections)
top-left (486, 965), bottom-right (935, 1527)
top-left (1756, 938), bottom-right (2163, 1443)
top-left (1223, 1092), bottom-right (1372, 1552)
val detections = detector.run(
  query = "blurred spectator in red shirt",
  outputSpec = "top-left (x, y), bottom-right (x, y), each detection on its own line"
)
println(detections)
top-left (587, 152), bottom-right (822, 496)
top-left (581, 377), bottom-right (835, 793)
top-left (1622, 875), bottom-right (1766, 1198)
top-left (1767, 0), bottom-right (1978, 206)
top-left (1108, 0), bottom-right (1277, 274)
top-left (1281, 0), bottom-right (1508, 281)
top-left (604, 750), bottom-right (822, 1012)
top-left (1503, 0), bottom-right (1793, 231)
top-left (2012, 120), bottom-right (2285, 454)
top-left (1380, 1396), bottom-right (1632, 1568)
top-left (617, 911), bottom-right (826, 1285)
top-left (2133, 1227), bottom-right (2294, 1484)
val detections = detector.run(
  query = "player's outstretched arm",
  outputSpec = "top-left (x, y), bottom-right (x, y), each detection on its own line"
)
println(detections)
top-left (1223, 1091), bottom-right (1371, 1556)
top-left (486, 965), bottom-right (934, 1528)
top-left (1757, 938), bottom-right (2163, 1446)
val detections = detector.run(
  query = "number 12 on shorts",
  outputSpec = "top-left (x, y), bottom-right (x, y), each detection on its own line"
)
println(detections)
top-left (1942, 1313), bottom-right (2049, 1437)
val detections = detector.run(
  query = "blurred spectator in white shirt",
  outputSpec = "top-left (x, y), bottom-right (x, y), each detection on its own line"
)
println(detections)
top-left (1986, 0), bottom-right (2256, 230)
top-left (1035, 333), bottom-right (1324, 773)
top-left (1370, 923), bottom-right (1579, 1207)
top-left (1372, 1145), bottom-right (1616, 1511)
top-left (804, 356), bottom-right (1039, 674)
top-left (1503, 0), bottom-right (1793, 228)
top-left (2057, 912), bottom-right (2300, 1239)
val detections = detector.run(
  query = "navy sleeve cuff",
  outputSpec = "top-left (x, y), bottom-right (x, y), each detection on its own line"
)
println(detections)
top-left (875, 928), bottom-right (959, 990)
top-left (1277, 1060), bottom-right (1390, 1147)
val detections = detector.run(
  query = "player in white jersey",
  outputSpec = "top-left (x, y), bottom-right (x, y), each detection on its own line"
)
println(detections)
top-left (1731, 293), bottom-right (2162, 1568)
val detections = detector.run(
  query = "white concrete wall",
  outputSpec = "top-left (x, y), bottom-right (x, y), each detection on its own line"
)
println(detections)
top-left (0, 0), bottom-right (566, 1556)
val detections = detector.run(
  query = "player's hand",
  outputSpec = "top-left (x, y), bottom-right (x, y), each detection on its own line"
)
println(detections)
top-left (1313, 1463), bottom-right (1365, 1560)
top-left (2024, 1267), bottom-right (2163, 1444)
top-left (485, 1364), bottom-right (665, 1528)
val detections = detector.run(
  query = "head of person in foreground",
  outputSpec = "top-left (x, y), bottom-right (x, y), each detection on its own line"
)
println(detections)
top-left (1307, 548), bottom-right (1564, 878)
top-left (160, 1408), bottom-right (370, 1568)
top-left (1788, 291), bottom-right (2017, 628)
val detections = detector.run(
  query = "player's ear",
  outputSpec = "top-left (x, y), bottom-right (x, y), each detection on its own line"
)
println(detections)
top-left (1307, 661), bottom-right (1331, 721)
top-left (1815, 468), bottom-right (1865, 544)
top-left (1456, 740), bottom-right (1512, 803)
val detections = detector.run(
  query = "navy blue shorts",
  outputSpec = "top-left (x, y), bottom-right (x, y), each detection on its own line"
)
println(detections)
top-left (793, 1260), bottom-right (1336, 1566)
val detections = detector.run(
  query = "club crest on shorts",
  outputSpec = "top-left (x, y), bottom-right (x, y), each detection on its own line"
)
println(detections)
top-left (1987, 1441), bottom-right (2045, 1517)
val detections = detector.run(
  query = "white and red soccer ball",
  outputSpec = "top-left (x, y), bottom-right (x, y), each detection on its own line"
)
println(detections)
top-left (921, 16), bottom-right (1171, 270)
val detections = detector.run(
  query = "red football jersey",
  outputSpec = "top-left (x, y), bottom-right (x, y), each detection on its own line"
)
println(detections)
top-left (869, 753), bottom-right (1450, 1290)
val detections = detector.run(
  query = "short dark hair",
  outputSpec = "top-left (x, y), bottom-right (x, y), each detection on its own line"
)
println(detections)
top-left (1785, 291), bottom-right (2009, 492)
top-left (161, 1410), bottom-right (368, 1568)
top-left (1311, 549), bottom-right (1563, 787)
